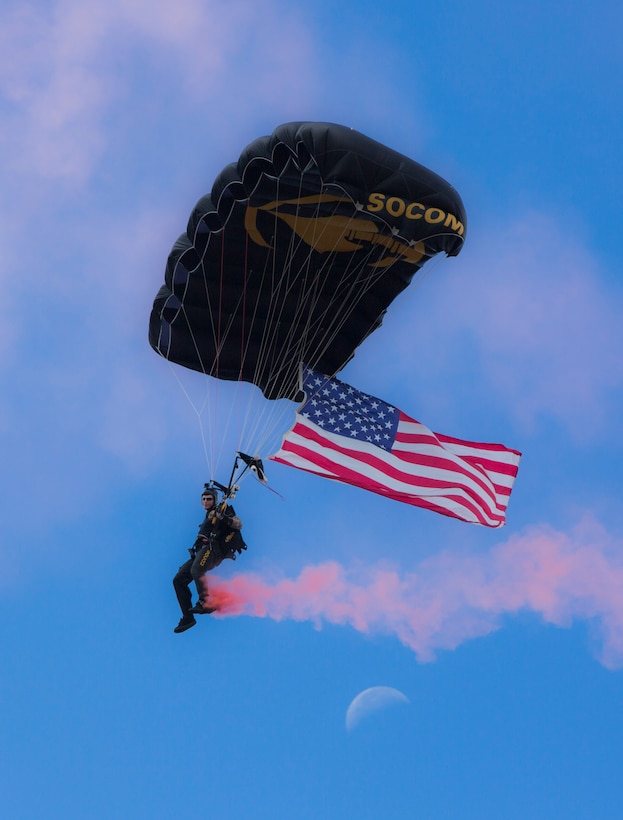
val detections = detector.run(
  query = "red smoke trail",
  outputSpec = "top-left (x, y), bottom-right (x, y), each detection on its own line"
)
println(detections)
top-left (208, 516), bottom-right (623, 668)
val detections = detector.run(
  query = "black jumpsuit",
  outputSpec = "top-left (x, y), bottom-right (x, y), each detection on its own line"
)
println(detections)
top-left (173, 505), bottom-right (246, 616)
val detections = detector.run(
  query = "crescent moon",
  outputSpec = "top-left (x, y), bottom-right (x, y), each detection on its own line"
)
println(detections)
top-left (345, 686), bottom-right (410, 732)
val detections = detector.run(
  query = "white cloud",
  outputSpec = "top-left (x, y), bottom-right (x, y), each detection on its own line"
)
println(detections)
top-left (0, 0), bottom-right (317, 183)
top-left (98, 362), bottom-right (168, 472)
top-left (454, 214), bottom-right (623, 434)
top-left (356, 211), bottom-right (623, 440)
top-left (0, 0), bottom-right (320, 470)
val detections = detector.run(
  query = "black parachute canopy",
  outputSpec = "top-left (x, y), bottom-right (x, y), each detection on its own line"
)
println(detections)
top-left (149, 122), bottom-right (466, 400)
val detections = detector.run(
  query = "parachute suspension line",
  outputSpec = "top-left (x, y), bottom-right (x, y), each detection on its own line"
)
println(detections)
top-left (249, 193), bottom-right (307, 399)
top-left (266, 180), bottom-right (424, 404)
top-left (171, 227), bottom-right (250, 480)
top-left (301, 241), bottom-right (408, 369)
top-left (170, 274), bottom-right (219, 478)
top-left (250, 170), bottom-right (300, 394)
top-left (234, 228), bottom-right (249, 457)
top-left (218, 201), bottom-right (283, 457)
top-left (216, 226), bottom-right (227, 378)
top-left (151, 124), bottom-right (468, 491)
top-left (222, 165), bottom-right (336, 458)
top-left (243, 170), bottom-right (306, 395)
top-left (282, 206), bottom-right (380, 357)
top-left (245, 162), bottom-right (322, 403)
top-left (267, 177), bottom-right (444, 382)
top-left (286, 192), bottom-right (385, 369)
top-left (237, 212), bottom-right (298, 459)
top-left (401, 249), bottom-right (447, 291)
top-left (249, 179), bottom-right (387, 398)
top-left (239, 228), bottom-right (249, 382)
top-left (164, 234), bottom-right (231, 479)
top-left (251, 186), bottom-right (327, 403)
top-left (251, 190), bottom-right (337, 399)
top-left (182, 234), bottom-right (225, 478)
top-left (206, 222), bottom-right (258, 478)
top-left (308, 239), bottom-right (452, 368)
top-left (199, 199), bottom-right (295, 468)
top-left (184, 173), bottom-right (454, 476)
top-left (233, 228), bottom-right (271, 460)
top-left (191, 183), bottom-right (439, 476)
top-left (306, 187), bottom-right (402, 313)
top-left (166, 358), bottom-right (212, 477)
top-left (206, 228), bottom-right (227, 474)
top-left (248, 172), bottom-right (352, 399)
top-left (241, 169), bottom-right (305, 449)
top-left (197, 215), bottom-right (276, 478)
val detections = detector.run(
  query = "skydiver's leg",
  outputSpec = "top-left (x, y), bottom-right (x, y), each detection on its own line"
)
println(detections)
top-left (173, 558), bottom-right (194, 616)
top-left (195, 574), bottom-right (209, 604)
top-left (190, 548), bottom-right (210, 604)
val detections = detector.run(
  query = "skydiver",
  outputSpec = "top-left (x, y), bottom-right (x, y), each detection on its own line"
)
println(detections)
top-left (172, 485), bottom-right (246, 633)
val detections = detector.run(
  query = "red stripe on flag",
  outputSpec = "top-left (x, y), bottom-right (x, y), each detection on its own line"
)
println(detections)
top-left (271, 415), bottom-right (517, 527)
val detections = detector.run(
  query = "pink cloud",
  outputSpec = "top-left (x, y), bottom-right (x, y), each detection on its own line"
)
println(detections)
top-left (456, 214), bottom-right (623, 433)
top-left (363, 212), bottom-right (623, 438)
top-left (207, 516), bottom-right (623, 668)
top-left (0, 1), bottom-right (111, 180)
top-left (0, 0), bottom-right (317, 182)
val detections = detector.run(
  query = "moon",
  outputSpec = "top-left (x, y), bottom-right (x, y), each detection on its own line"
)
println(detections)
top-left (345, 686), bottom-right (410, 732)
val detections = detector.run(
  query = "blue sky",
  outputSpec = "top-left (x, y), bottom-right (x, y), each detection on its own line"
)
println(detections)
top-left (2, 1), bottom-right (623, 818)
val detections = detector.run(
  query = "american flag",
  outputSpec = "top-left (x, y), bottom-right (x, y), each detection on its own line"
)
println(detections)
top-left (270, 367), bottom-right (521, 527)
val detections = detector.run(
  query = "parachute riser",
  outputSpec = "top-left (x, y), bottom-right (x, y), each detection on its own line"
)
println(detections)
top-left (209, 450), bottom-right (257, 504)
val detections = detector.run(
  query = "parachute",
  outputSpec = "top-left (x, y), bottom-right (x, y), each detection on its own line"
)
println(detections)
top-left (149, 122), bottom-right (466, 481)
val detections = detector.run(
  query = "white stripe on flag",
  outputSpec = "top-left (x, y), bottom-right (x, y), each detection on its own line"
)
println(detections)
top-left (271, 414), bottom-right (519, 527)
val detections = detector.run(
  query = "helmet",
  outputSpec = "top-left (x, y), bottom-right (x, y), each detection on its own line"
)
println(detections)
top-left (201, 485), bottom-right (218, 503)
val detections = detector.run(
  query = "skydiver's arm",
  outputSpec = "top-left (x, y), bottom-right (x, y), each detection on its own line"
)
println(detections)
top-left (220, 504), bottom-right (242, 530)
